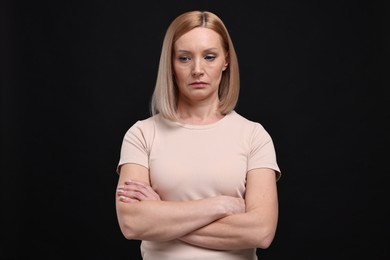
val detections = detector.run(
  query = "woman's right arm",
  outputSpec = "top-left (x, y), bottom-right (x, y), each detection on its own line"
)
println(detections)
top-left (115, 163), bottom-right (245, 242)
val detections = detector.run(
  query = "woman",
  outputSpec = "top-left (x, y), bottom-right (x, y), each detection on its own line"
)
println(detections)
top-left (115, 10), bottom-right (281, 260)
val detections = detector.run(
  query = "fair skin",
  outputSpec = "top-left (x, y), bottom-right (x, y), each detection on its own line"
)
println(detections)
top-left (116, 27), bottom-right (279, 250)
top-left (174, 27), bottom-right (228, 124)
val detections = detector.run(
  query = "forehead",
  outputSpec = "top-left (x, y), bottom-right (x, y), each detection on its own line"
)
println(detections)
top-left (174, 27), bottom-right (223, 51)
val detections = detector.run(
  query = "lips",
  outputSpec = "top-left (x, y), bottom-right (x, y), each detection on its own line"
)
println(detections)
top-left (190, 82), bottom-right (208, 88)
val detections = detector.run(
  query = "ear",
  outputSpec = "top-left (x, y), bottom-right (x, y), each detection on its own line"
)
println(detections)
top-left (222, 53), bottom-right (230, 71)
top-left (222, 63), bottom-right (228, 71)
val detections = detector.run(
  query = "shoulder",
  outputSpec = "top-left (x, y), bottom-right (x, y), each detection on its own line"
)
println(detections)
top-left (123, 115), bottom-right (158, 138)
top-left (229, 111), bottom-right (266, 131)
top-left (126, 113), bottom-right (176, 137)
top-left (133, 115), bottom-right (156, 128)
top-left (129, 114), bottom-right (165, 130)
top-left (228, 111), bottom-right (273, 142)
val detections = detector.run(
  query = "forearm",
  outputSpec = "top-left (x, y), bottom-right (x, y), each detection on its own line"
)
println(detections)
top-left (116, 196), bottom-right (235, 241)
top-left (180, 168), bottom-right (280, 251)
top-left (179, 209), bottom-right (277, 250)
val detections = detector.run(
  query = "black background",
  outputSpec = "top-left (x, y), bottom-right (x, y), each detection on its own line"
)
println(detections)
top-left (1, 0), bottom-right (389, 259)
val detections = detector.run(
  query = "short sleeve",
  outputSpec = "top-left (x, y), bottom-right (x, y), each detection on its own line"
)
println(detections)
top-left (117, 120), bottom-right (151, 173)
top-left (247, 123), bottom-right (281, 181)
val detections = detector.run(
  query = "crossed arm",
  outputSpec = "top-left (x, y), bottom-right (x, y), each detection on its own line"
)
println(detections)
top-left (115, 163), bottom-right (279, 250)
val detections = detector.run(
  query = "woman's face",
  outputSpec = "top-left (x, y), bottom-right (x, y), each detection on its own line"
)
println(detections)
top-left (173, 27), bottom-right (228, 104)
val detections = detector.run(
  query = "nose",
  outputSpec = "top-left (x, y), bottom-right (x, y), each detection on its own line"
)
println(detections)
top-left (191, 58), bottom-right (204, 76)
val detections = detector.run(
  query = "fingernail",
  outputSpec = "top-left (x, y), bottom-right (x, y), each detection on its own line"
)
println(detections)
top-left (125, 180), bottom-right (132, 185)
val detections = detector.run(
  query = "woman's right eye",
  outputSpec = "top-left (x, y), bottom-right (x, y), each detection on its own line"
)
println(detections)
top-left (178, 56), bottom-right (191, 62)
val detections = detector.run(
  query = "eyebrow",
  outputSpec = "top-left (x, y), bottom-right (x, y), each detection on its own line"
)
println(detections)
top-left (175, 48), bottom-right (219, 53)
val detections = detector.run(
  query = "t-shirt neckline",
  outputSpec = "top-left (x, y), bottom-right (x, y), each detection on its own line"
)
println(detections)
top-left (172, 110), bottom-right (235, 130)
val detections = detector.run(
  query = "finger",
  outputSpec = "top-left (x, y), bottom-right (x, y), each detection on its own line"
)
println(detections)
top-left (117, 184), bottom-right (154, 202)
top-left (120, 185), bottom-right (151, 201)
top-left (117, 186), bottom-right (125, 195)
top-left (124, 180), bottom-right (161, 201)
top-left (138, 185), bottom-right (161, 200)
top-left (125, 179), bottom-right (148, 186)
top-left (117, 186), bottom-right (143, 200)
top-left (118, 195), bottom-right (139, 203)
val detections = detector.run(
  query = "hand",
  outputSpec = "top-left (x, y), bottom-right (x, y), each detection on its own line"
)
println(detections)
top-left (117, 179), bottom-right (161, 203)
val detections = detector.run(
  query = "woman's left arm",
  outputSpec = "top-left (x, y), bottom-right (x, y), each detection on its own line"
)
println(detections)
top-left (179, 168), bottom-right (279, 250)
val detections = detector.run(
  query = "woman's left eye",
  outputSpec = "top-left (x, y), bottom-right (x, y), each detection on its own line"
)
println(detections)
top-left (205, 55), bottom-right (216, 61)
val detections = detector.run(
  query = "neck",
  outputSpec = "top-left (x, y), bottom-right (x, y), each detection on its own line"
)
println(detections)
top-left (176, 102), bottom-right (223, 125)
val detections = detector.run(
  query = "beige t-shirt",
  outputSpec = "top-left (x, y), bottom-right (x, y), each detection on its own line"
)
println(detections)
top-left (118, 110), bottom-right (281, 260)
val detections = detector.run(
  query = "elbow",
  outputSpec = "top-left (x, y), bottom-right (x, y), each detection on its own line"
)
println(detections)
top-left (256, 235), bottom-right (274, 249)
top-left (119, 222), bottom-right (139, 240)
top-left (252, 227), bottom-right (276, 249)
top-left (116, 208), bottom-right (141, 240)
top-left (119, 215), bottom-right (150, 240)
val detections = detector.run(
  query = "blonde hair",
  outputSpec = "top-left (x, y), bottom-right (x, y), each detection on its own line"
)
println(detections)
top-left (150, 10), bottom-right (240, 121)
